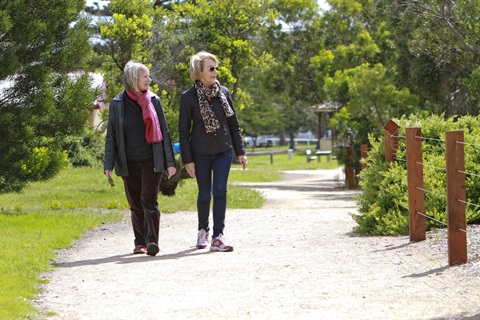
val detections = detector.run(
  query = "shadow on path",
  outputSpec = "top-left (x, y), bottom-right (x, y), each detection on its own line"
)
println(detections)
top-left (52, 247), bottom-right (214, 267)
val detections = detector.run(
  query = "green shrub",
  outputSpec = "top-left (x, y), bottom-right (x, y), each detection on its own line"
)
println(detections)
top-left (353, 114), bottom-right (480, 235)
top-left (63, 126), bottom-right (106, 167)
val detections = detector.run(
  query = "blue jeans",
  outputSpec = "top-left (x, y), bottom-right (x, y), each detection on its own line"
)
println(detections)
top-left (193, 151), bottom-right (232, 238)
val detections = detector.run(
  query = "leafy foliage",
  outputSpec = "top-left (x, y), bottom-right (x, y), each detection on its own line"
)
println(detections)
top-left (62, 126), bottom-right (107, 167)
top-left (354, 114), bottom-right (480, 235)
top-left (245, 0), bottom-right (323, 143)
top-left (97, 0), bottom-right (156, 99)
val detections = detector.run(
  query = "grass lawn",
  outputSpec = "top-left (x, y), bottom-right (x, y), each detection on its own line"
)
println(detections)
top-left (0, 212), bottom-right (120, 319)
top-left (0, 150), bottom-right (340, 319)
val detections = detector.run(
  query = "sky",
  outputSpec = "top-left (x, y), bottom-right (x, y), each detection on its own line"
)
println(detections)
top-left (85, 0), bottom-right (331, 11)
top-left (85, 0), bottom-right (109, 9)
top-left (318, 0), bottom-right (331, 11)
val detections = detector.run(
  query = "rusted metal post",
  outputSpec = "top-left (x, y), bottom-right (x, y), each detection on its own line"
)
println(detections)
top-left (405, 127), bottom-right (425, 242)
top-left (445, 131), bottom-right (467, 265)
top-left (361, 144), bottom-right (368, 170)
top-left (384, 119), bottom-right (400, 163)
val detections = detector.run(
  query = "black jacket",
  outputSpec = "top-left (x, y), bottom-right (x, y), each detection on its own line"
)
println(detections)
top-left (104, 91), bottom-right (176, 176)
top-left (179, 85), bottom-right (245, 164)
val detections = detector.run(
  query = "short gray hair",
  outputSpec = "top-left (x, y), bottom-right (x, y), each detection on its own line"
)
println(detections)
top-left (123, 60), bottom-right (149, 91)
top-left (189, 51), bottom-right (219, 81)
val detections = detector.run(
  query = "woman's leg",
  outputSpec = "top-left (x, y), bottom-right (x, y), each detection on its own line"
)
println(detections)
top-left (193, 154), bottom-right (213, 233)
top-left (211, 151), bottom-right (232, 238)
top-left (122, 161), bottom-right (145, 247)
top-left (139, 160), bottom-right (162, 246)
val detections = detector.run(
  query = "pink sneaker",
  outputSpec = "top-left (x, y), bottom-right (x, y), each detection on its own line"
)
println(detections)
top-left (196, 229), bottom-right (209, 249)
top-left (210, 234), bottom-right (234, 252)
top-left (133, 245), bottom-right (147, 254)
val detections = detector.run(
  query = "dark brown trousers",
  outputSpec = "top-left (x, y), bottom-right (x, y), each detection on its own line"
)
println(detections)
top-left (122, 160), bottom-right (163, 246)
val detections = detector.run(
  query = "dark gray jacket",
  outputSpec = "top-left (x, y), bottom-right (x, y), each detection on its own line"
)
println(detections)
top-left (179, 85), bottom-right (245, 164)
top-left (104, 91), bottom-right (176, 176)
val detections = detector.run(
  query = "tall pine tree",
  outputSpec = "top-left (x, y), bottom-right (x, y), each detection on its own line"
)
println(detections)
top-left (0, 0), bottom-right (96, 193)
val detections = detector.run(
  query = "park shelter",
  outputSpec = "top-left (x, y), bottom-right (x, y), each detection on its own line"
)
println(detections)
top-left (310, 101), bottom-right (340, 151)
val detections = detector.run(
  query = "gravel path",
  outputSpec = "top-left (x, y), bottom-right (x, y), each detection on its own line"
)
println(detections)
top-left (34, 168), bottom-right (480, 320)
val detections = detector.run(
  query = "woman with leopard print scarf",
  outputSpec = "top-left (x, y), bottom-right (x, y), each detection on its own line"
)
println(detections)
top-left (179, 51), bottom-right (248, 252)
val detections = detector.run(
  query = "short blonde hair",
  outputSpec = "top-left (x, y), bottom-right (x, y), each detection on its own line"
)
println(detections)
top-left (124, 60), bottom-right (149, 91)
top-left (189, 51), bottom-right (219, 81)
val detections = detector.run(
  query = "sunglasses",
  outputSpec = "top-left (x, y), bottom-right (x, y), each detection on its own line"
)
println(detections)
top-left (209, 66), bottom-right (218, 72)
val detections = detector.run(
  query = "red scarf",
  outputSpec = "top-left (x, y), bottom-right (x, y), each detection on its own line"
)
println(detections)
top-left (126, 90), bottom-right (163, 144)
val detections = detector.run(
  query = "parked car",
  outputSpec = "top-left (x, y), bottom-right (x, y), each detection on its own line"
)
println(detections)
top-left (244, 136), bottom-right (254, 146)
top-left (254, 135), bottom-right (275, 147)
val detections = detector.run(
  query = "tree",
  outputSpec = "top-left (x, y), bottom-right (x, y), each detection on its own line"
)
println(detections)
top-left (0, 0), bottom-right (97, 193)
top-left (97, 0), bottom-right (157, 99)
top-left (149, 0), bottom-right (277, 136)
top-left (356, 0), bottom-right (480, 117)
top-left (405, 0), bottom-right (480, 116)
top-left (248, 0), bottom-right (323, 146)
top-left (326, 63), bottom-right (418, 147)
top-left (307, 0), bottom-right (383, 153)
top-left (176, 0), bottom-right (275, 100)
top-left (304, 0), bottom-right (419, 167)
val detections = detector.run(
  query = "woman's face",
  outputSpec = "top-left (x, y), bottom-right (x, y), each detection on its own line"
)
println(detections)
top-left (136, 69), bottom-right (151, 92)
top-left (198, 59), bottom-right (218, 87)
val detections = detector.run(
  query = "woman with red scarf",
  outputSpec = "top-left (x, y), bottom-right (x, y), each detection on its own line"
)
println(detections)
top-left (104, 61), bottom-right (177, 256)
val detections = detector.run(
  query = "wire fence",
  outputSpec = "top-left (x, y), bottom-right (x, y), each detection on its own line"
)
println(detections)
top-left (383, 120), bottom-right (475, 265)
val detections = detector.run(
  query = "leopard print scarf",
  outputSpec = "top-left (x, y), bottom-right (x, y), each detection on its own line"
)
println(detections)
top-left (195, 80), bottom-right (234, 133)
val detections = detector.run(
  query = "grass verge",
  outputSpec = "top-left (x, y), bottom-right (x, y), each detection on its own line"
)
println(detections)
top-left (0, 211), bottom-right (120, 319)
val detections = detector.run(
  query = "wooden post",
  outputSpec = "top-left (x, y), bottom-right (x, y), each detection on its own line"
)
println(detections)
top-left (346, 167), bottom-right (355, 189)
top-left (405, 127), bottom-right (425, 242)
top-left (445, 131), bottom-right (467, 265)
top-left (316, 112), bottom-right (322, 150)
top-left (361, 144), bottom-right (368, 170)
top-left (346, 146), bottom-right (355, 189)
top-left (384, 119), bottom-right (400, 163)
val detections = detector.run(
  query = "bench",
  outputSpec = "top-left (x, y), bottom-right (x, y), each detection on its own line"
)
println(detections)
top-left (306, 149), bottom-right (317, 163)
top-left (315, 150), bottom-right (332, 162)
top-left (247, 149), bottom-right (288, 165)
top-left (247, 151), bottom-right (274, 164)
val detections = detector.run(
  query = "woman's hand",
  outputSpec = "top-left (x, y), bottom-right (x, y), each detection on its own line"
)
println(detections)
top-left (104, 169), bottom-right (114, 186)
top-left (238, 155), bottom-right (248, 170)
top-left (185, 162), bottom-right (196, 178)
top-left (167, 166), bottom-right (177, 179)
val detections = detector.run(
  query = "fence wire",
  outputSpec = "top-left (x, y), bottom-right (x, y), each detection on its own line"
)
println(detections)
top-left (414, 135), bottom-right (445, 143)
top-left (387, 133), bottom-right (475, 235)
top-left (415, 211), bottom-right (447, 228)
top-left (457, 141), bottom-right (480, 148)
top-left (416, 161), bottom-right (445, 171)
top-left (415, 186), bottom-right (446, 199)
top-left (458, 170), bottom-right (480, 178)
top-left (399, 203), bottom-right (467, 233)
top-left (384, 129), bottom-right (476, 240)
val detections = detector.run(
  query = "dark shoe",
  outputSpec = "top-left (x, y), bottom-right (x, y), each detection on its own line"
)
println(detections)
top-left (133, 245), bottom-right (147, 254)
top-left (146, 243), bottom-right (159, 256)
